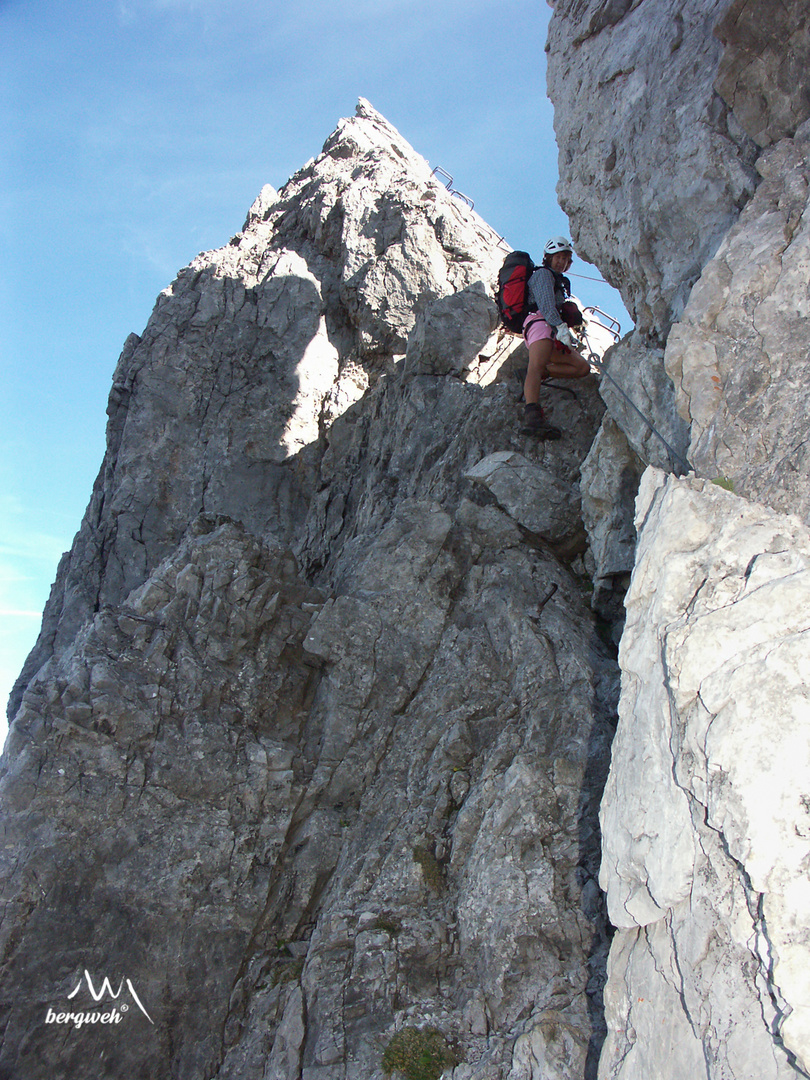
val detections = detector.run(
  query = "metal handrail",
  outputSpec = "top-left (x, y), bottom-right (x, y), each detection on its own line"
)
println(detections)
top-left (583, 305), bottom-right (621, 341)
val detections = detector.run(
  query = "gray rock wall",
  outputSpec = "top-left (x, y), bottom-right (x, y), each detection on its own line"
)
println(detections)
top-left (665, 118), bottom-right (810, 519)
top-left (714, 0), bottom-right (810, 147)
top-left (547, 0), bottom-right (759, 343)
top-left (547, 1), bottom-right (810, 1077)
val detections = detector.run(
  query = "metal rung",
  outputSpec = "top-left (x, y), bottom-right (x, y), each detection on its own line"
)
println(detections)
top-left (584, 305), bottom-right (621, 340)
top-left (431, 166), bottom-right (454, 187)
top-left (431, 166), bottom-right (475, 211)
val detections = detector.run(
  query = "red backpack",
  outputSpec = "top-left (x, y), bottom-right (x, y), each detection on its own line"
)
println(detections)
top-left (496, 251), bottom-right (537, 334)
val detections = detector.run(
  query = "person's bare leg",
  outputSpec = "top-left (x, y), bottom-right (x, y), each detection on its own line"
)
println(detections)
top-left (522, 339), bottom-right (561, 438)
top-left (546, 348), bottom-right (590, 379)
top-left (524, 339), bottom-right (553, 403)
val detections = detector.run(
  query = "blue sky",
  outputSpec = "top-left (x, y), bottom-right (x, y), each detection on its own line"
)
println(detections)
top-left (1, 0), bottom-right (630, 735)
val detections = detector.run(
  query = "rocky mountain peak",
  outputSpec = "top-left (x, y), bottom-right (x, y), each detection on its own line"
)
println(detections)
top-left (8, 99), bottom-right (514, 722)
top-left (2, 100), bottom-right (618, 1080)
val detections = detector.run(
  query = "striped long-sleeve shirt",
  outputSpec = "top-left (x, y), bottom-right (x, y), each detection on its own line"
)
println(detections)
top-left (527, 266), bottom-right (565, 328)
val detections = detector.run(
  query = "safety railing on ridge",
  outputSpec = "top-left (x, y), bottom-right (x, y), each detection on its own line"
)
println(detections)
top-left (431, 166), bottom-right (475, 209)
top-left (430, 166), bottom-right (509, 249)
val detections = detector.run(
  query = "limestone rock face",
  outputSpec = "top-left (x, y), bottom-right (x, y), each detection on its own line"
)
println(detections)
top-left (714, 0), bottom-right (810, 147)
top-left (547, 0), bottom-right (759, 342)
top-left (2, 102), bottom-right (618, 1080)
top-left (594, 334), bottom-right (690, 473)
top-left (405, 282), bottom-right (499, 377)
top-left (1, 520), bottom-right (326, 1079)
top-left (578, 418), bottom-right (642, 624)
top-left (548, 2), bottom-right (810, 1078)
top-left (665, 119), bottom-right (810, 520)
top-left (599, 470), bottom-right (810, 1077)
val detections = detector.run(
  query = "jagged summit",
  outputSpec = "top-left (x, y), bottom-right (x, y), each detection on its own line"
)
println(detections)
top-left (244, 98), bottom-right (425, 228)
top-left (328, 96), bottom-right (426, 159)
top-left (8, 100), bottom-right (509, 721)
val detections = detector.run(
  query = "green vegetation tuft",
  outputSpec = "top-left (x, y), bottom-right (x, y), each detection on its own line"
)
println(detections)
top-left (374, 915), bottom-right (402, 936)
top-left (382, 1026), bottom-right (458, 1080)
top-left (711, 476), bottom-right (735, 492)
top-left (270, 959), bottom-right (304, 988)
top-left (412, 845), bottom-right (444, 892)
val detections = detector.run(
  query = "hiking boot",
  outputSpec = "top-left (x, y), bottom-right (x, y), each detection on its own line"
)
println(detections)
top-left (520, 403), bottom-right (562, 440)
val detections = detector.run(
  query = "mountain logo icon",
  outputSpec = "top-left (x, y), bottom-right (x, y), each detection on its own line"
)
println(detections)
top-left (44, 969), bottom-right (154, 1028)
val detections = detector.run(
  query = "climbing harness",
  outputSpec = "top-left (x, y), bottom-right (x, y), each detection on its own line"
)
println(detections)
top-left (576, 308), bottom-right (694, 477)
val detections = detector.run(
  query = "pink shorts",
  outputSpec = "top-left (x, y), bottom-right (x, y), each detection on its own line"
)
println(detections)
top-left (523, 313), bottom-right (553, 346)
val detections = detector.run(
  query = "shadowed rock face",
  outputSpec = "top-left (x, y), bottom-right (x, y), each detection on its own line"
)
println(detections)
top-left (1, 102), bottom-right (619, 1080)
top-left (548, 2), bottom-right (810, 1077)
top-left (714, 0), bottom-right (810, 148)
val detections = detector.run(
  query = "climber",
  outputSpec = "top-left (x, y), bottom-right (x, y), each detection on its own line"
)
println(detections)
top-left (521, 236), bottom-right (590, 438)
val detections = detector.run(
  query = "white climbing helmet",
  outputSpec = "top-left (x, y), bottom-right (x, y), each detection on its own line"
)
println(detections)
top-left (544, 236), bottom-right (573, 256)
